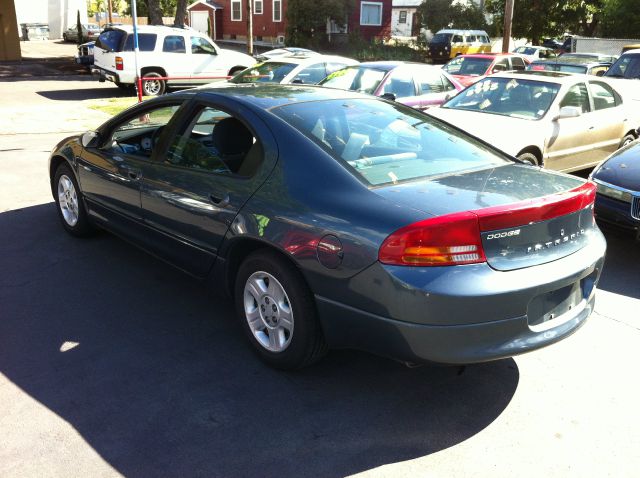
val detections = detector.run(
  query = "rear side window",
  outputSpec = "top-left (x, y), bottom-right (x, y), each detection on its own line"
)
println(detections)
top-left (511, 56), bottom-right (526, 70)
top-left (292, 63), bottom-right (327, 84)
top-left (415, 68), bottom-right (446, 94)
top-left (123, 33), bottom-right (157, 52)
top-left (96, 30), bottom-right (125, 51)
top-left (590, 82), bottom-right (620, 110)
top-left (273, 99), bottom-right (509, 186)
top-left (560, 83), bottom-right (590, 113)
top-left (163, 35), bottom-right (186, 53)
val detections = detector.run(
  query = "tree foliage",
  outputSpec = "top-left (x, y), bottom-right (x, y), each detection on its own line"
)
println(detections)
top-left (601, 0), bottom-right (640, 38)
top-left (485, 0), bottom-right (605, 44)
top-left (286, 0), bottom-right (354, 49)
top-left (419, 0), bottom-right (487, 34)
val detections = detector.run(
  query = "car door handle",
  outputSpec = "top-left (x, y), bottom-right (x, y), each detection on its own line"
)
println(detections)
top-left (120, 165), bottom-right (142, 181)
top-left (209, 193), bottom-right (230, 207)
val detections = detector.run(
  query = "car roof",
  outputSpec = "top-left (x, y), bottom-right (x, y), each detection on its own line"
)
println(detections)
top-left (260, 54), bottom-right (355, 66)
top-left (356, 61), bottom-right (436, 71)
top-left (192, 84), bottom-right (378, 111)
top-left (456, 53), bottom-right (516, 59)
top-left (108, 24), bottom-right (197, 35)
top-left (621, 49), bottom-right (640, 55)
top-left (490, 71), bottom-right (594, 84)
top-left (531, 57), bottom-right (611, 66)
top-left (435, 29), bottom-right (488, 35)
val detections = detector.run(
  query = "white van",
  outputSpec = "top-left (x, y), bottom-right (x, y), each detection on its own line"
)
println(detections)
top-left (92, 25), bottom-right (255, 96)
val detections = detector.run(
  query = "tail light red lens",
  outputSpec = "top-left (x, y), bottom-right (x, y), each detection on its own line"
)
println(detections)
top-left (115, 57), bottom-right (123, 71)
top-left (379, 182), bottom-right (597, 267)
top-left (379, 211), bottom-right (486, 266)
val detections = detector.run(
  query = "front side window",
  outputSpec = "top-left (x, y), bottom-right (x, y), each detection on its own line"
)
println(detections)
top-left (605, 53), bottom-right (640, 79)
top-left (444, 77), bottom-right (561, 120)
top-left (231, 62), bottom-right (296, 83)
top-left (361, 2), bottom-right (382, 26)
top-left (292, 63), bottom-right (328, 84)
top-left (443, 56), bottom-right (493, 76)
top-left (191, 36), bottom-right (216, 55)
top-left (320, 66), bottom-right (387, 94)
top-left (273, 99), bottom-right (509, 186)
top-left (163, 35), bottom-right (186, 53)
top-left (231, 0), bottom-right (242, 21)
top-left (415, 68), bottom-right (446, 94)
top-left (105, 104), bottom-right (183, 158)
top-left (559, 83), bottom-right (590, 114)
top-left (166, 107), bottom-right (261, 177)
top-left (452, 34), bottom-right (463, 43)
top-left (511, 56), bottom-right (526, 70)
top-left (381, 68), bottom-right (415, 98)
top-left (273, 0), bottom-right (282, 22)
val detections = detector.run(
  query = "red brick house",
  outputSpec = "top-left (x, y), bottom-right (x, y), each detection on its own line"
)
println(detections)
top-left (187, 0), bottom-right (392, 45)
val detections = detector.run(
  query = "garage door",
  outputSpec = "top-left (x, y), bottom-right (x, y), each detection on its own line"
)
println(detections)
top-left (190, 11), bottom-right (209, 36)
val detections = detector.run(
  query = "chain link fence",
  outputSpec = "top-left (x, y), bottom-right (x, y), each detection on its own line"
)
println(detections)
top-left (573, 36), bottom-right (640, 56)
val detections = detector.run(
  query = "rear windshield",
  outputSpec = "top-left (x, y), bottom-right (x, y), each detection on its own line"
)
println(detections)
top-left (443, 77), bottom-right (561, 120)
top-left (529, 62), bottom-right (587, 74)
top-left (319, 66), bottom-right (387, 94)
top-left (95, 29), bottom-right (125, 52)
top-left (443, 56), bottom-right (493, 75)
top-left (230, 62), bottom-right (296, 83)
top-left (272, 99), bottom-right (509, 187)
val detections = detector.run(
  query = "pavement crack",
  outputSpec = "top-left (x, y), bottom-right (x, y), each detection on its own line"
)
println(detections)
top-left (597, 312), bottom-right (640, 332)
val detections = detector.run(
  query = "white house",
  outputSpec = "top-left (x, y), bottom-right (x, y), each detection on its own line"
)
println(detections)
top-left (15, 0), bottom-right (89, 39)
top-left (391, 0), bottom-right (422, 38)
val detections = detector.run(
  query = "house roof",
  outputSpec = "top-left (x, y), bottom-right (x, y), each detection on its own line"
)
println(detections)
top-left (392, 0), bottom-right (423, 7)
top-left (187, 0), bottom-right (224, 10)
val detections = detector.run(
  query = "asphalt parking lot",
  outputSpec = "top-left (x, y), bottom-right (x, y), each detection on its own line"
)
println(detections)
top-left (0, 76), bottom-right (639, 478)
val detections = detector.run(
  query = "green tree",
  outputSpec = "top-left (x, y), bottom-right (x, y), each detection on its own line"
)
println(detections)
top-left (601, 0), bottom-right (640, 38)
top-left (286, 0), bottom-right (354, 49)
top-left (419, 0), bottom-right (487, 34)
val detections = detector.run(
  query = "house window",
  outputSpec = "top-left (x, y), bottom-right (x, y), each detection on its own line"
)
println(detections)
top-left (399, 10), bottom-right (407, 24)
top-left (231, 0), bottom-right (242, 21)
top-left (273, 0), bottom-right (282, 22)
top-left (254, 0), bottom-right (263, 14)
top-left (360, 2), bottom-right (382, 26)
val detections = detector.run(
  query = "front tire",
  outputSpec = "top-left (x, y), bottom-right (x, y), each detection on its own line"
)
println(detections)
top-left (234, 250), bottom-right (327, 370)
top-left (140, 71), bottom-right (166, 97)
top-left (53, 163), bottom-right (94, 237)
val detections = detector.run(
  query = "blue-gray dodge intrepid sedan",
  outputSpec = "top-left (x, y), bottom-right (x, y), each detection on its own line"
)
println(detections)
top-left (49, 85), bottom-right (606, 369)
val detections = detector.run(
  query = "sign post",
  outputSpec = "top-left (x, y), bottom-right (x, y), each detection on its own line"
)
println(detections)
top-left (131, 0), bottom-right (143, 101)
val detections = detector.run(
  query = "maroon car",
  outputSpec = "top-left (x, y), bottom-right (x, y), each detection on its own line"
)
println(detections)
top-left (442, 53), bottom-right (529, 87)
top-left (319, 61), bottom-right (464, 110)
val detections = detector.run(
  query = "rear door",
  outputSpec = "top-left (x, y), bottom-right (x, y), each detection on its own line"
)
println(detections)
top-left (138, 96), bottom-right (278, 276)
top-left (587, 80), bottom-right (627, 159)
top-left (160, 34), bottom-right (192, 85)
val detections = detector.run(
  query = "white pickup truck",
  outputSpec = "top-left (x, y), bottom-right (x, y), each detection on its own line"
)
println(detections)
top-left (92, 25), bottom-right (255, 96)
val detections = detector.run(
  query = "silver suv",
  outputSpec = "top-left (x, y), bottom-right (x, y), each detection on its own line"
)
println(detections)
top-left (92, 25), bottom-right (255, 96)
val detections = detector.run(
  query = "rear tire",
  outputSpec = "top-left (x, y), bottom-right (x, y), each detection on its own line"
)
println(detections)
top-left (234, 250), bottom-right (327, 370)
top-left (619, 134), bottom-right (636, 149)
top-left (140, 70), bottom-right (166, 97)
top-left (63, 33), bottom-right (68, 42)
top-left (517, 152), bottom-right (539, 166)
top-left (53, 163), bottom-right (94, 237)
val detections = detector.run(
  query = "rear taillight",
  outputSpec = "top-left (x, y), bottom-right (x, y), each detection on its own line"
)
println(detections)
top-left (115, 56), bottom-right (123, 70)
top-left (379, 182), bottom-right (596, 267)
top-left (379, 211), bottom-right (486, 266)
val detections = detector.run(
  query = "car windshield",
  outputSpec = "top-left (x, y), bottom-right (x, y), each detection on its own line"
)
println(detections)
top-left (443, 57), bottom-right (493, 76)
top-left (272, 99), bottom-right (509, 187)
top-left (605, 53), bottom-right (640, 79)
top-left (87, 24), bottom-right (100, 31)
top-left (230, 62), bottom-right (297, 83)
top-left (431, 33), bottom-right (452, 44)
top-left (516, 47), bottom-right (537, 55)
top-left (319, 66), bottom-right (387, 94)
top-left (443, 77), bottom-right (561, 120)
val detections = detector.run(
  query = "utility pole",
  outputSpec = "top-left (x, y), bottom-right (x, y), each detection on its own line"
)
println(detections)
top-left (246, 0), bottom-right (253, 56)
top-left (107, 0), bottom-right (113, 24)
top-left (502, 0), bottom-right (514, 53)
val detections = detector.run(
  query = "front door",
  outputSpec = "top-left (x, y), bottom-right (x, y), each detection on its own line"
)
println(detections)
top-left (189, 36), bottom-right (226, 83)
top-left (78, 101), bottom-right (185, 230)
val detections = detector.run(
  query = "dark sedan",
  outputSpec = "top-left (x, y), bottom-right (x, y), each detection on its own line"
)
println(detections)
top-left (590, 139), bottom-right (640, 239)
top-left (49, 85), bottom-right (606, 369)
top-left (528, 57), bottom-right (612, 76)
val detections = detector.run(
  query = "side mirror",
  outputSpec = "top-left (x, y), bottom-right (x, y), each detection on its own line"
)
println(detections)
top-left (556, 106), bottom-right (582, 120)
top-left (380, 92), bottom-right (396, 101)
top-left (81, 131), bottom-right (100, 148)
top-left (444, 91), bottom-right (458, 102)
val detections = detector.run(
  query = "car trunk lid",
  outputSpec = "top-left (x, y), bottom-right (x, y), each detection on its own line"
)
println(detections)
top-left (375, 164), bottom-right (597, 271)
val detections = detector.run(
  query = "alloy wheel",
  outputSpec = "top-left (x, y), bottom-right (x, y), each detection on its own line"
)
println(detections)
top-left (57, 174), bottom-right (79, 226)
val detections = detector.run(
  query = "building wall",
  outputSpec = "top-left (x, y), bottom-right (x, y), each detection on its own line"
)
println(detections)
top-left (351, 0), bottom-right (392, 40)
top-left (15, 0), bottom-right (89, 39)
top-left (390, 7), bottom-right (417, 38)
top-left (188, 3), bottom-right (223, 41)
top-left (0, 0), bottom-right (21, 60)
top-left (220, 0), bottom-right (287, 44)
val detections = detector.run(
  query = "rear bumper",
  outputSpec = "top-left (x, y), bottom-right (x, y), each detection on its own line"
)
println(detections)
top-left (316, 230), bottom-right (606, 364)
top-left (91, 66), bottom-right (134, 84)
